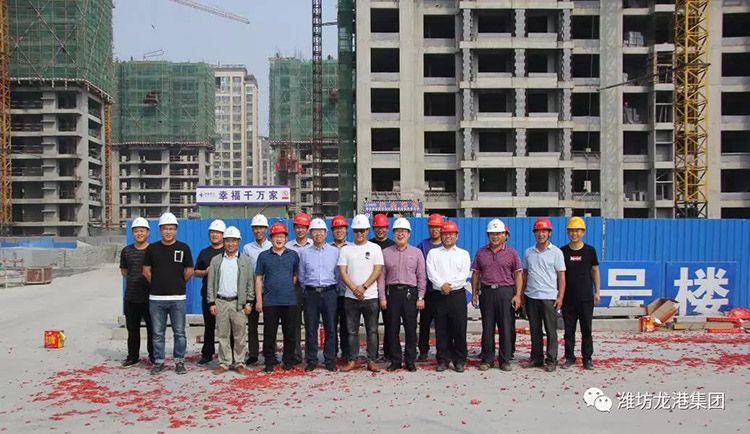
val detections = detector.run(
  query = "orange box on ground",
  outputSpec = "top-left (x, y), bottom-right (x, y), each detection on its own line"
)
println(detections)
top-left (44, 330), bottom-right (65, 348)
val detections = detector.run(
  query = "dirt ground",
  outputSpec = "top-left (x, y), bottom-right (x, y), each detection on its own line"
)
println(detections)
top-left (0, 264), bottom-right (747, 433)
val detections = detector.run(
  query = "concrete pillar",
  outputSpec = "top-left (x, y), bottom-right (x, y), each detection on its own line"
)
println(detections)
top-left (400, 0), bottom-right (421, 201)
top-left (514, 49), bottom-right (525, 78)
top-left (516, 128), bottom-right (526, 156)
top-left (515, 9), bottom-right (525, 38)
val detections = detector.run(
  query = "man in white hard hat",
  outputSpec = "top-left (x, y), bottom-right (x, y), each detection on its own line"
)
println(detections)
top-left (298, 218), bottom-right (340, 372)
top-left (206, 226), bottom-right (254, 375)
top-left (242, 214), bottom-right (272, 365)
top-left (471, 219), bottom-right (523, 372)
top-left (194, 219), bottom-right (226, 366)
top-left (143, 212), bottom-right (194, 375)
top-left (338, 214), bottom-right (384, 373)
top-left (377, 218), bottom-right (426, 372)
top-left (119, 217), bottom-right (154, 366)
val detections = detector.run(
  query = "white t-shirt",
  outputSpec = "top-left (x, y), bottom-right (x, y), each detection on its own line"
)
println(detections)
top-left (337, 241), bottom-right (384, 300)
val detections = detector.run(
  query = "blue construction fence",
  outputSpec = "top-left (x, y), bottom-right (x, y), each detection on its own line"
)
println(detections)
top-left (126, 217), bottom-right (750, 315)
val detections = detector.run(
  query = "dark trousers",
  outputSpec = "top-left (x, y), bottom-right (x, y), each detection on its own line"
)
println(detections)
top-left (386, 286), bottom-right (418, 365)
top-left (294, 286), bottom-right (304, 363)
top-left (124, 300), bottom-right (153, 361)
top-left (201, 298), bottom-right (215, 359)
top-left (262, 305), bottom-right (300, 366)
top-left (246, 300), bottom-right (259, 361)
top-left (525, 296), bottom-right (558, 365)
top-left (344, 298), bottom-right (379, 362)
top-left (304, 289), bottom-right (338, 364)
top-left (380, 308), bottom-right (391, 359)
top-left (562, 300), bottom-right (594, 362)
top-left (418, 291), bottom-right (438, 355)
top-left (479, 285), bottom-right (515, 364)
top-left (335, 295), bottom-right (350, 359)
top-left (434, 291), bottom-right (468, 365)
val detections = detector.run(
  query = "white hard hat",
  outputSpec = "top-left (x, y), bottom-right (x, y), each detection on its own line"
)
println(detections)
top-left (309, 218), bottom-right (327, 231)
top-left (487, 218), bottom-right (507, 233)
top-left (208, 219), bottom-right (226, 233)
top-left (158, 212), bottom-right (178, 227)
top-left (251, 214), bottom-right (269, 227)
top-left (351, 214), bottom-right (371, 230)
top-left (223, 226), bottom-right (241, 239)
top-left (131, 217), bottom-right (150, 230)
top-left (392, 217), bottom-right (411, 231)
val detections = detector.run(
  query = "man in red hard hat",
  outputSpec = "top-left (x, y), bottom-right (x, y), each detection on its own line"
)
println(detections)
top-left (369, 213), bottom-right (394, 361)
top-left (518, 217), bottom-right (566, 373)
top-left (425, 221), bottom-right (472, 373)
top-left (255, 222), bottom-right (301, 372)
top-left (416, 213), bottom-right (444, 361)
top-left (330, 215), bottom-right (351, 362)
top-left (286, 213), bottom-right (313, 365)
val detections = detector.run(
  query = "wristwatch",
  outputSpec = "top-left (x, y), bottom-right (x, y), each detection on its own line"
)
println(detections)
top-left (418, 297), bottom-right (424, 301)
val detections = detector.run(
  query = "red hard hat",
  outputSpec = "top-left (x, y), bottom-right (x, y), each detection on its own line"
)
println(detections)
top-left (373, 213), bottom-right (389, 228)
top-left (331, 215), bottom-right (348, 228)
top-left (270, 222), bottom-right (288, 236)
top-left (533, 217), bottom-right (553, 232)
top-left (441, 221), bottom-right (459, 234)
top-left (293, 213), bottom-right (311, 226)
top-left (427, 213), bottom-right (444, 227)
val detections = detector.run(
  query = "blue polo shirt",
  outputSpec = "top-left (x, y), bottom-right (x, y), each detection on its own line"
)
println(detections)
top-left (523, 242), bottom-right (566, 300)
top-left (418, 238), bottom-right (443, 292)
top-left (255, 248), bottom-right (300, 307)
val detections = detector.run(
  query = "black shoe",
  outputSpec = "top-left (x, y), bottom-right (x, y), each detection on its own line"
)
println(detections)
top-left (325, 362), bottom-right (337, 372)
top-left (544, 363), bottom-right (556, 372)
top-left (175, 362), bottom-right (187, 375)
top-left (406, 363), bottom-right (417, 372)
top-left (245, 356), bottom-right (258, 366)
top-left (305, 363), bottom-right (316, 372)
top-left (499, 362), bottom-right (512, 372)
top-left (561, 359), bottom-right (576, 369)
top-left (121, 358), bottom-right (138, 367)
top-left (417, 353), bottom-right (428, 362)
top-left (264, 364), bottom-right (274, 373)
top-left (283, 363), bottom-right (294, 371)
top-left (528, 360), bottom-right (544, 368)
top-left (436, 362), bottom-right (448, 372)
top-left (387, 363), bottom-right (402, 372)
top-left (150, 364), bottom-right (166, 375)
top-left (454, 363), bottom-right (465, 373)
top-left (197, 356), bottom-right (212, 366)
top-left (148, 356), bottom-right (156, 365)
top-left (583, 360), bottom-right (595, 370)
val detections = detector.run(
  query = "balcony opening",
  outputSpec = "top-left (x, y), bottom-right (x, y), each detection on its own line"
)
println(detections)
top-left (424, 15), bottom-right (455, 39)
top-left (371, 88), bottom-right (400, 113)
top-left (371, 128), bottom-right (400, 152)
top-left (526, 50), bottom-right (557, 74)
top-left (424, 54), bottom-right (456, 78)
top-left (723, 53), bottom-right (750, 77)
top-left (723, 13), bottom-right (750, 38)
top-left (477, 208), bottom-right (516, 217)
top-left (478, 129), bottom-right (513, 153)
top-left (722, 208), bottom-right (750, 219)
top-left (572, 131), bottom-right (600, 153)
top-left (572, 170), bottom-right (601, 193)
top-left (10, 91), bottom-right (42, 109)
top-left (527, 10), bottom-right (558, 34)
top-left (371, 8), bottom-right (399, 33)
top-left (527, 90), bottom-right (558, 114)
top-left (371, 48), bottom-right (399, 73)
top-left (527, 129), bottom-right (559, 153)
top-left (624, 209), bottom-right (649, 218)
top-left (571, 15), bottom-right (599, 39)
top-left (528, 169), bottom-right (557, 193)
top-left (623, 16), bottom-right (650, 46)
top-left (424, 170), bottom-right (456, 193)
top-left (372, 168), bottom-right (400, 192)
top-left (477, 90), bottom-right (512, 113)
top-left (479, 169), bottom-right (513, 192)
top-left (623, 93), bottom-right (648, 123)
top-left (623, 0), bottom-right (648, 8)
top-left (476, 50), bottom-right (513, 74)
top-left (722, 92), bottom-right (750, 116)
top-left (424, 93), bottom-right (456, 116)
top-left (623, 54), bottom-right (648, 83)
top-left (721, 131), bottom-right (750, 154)
top-left (722, 169), bottom-right (750, 192)
top-left (654, 14), bottom-right (674, 44)
top-left (623, 131), bottom-right (649, 155)
top-left (572, 54), bottom-right (599, 78)
top-left (476, 10), bottom-right (513, 34)
top-left (57, 92), bottom-right (77, 109)
top-left (425, 131), bottom-right (456, 154)
top-left (624, 170), bottom-right (649, 201)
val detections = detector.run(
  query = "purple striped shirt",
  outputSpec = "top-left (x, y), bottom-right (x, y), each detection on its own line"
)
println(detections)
top-left (377, 244), bottom-right (427, 302)
top-left (471, 243), bottom-right (522, 287)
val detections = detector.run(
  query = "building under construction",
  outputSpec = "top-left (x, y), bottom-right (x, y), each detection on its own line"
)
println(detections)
top-left (5, 0), bottom-right (113, 236)
top-left (113, 61), bottom-right (215, 222)
top-left (353, 0), bottom-right (750, 219)
top-left (268, 55), bottom-right (339, 216)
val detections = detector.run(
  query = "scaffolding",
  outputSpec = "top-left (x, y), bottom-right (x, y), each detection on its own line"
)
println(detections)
top-left (8, 0), bottom-right (113, 100)
top-left (0, 0), bottom-right (10, 231)
top-left (113, 61), bottom-right (215, 146)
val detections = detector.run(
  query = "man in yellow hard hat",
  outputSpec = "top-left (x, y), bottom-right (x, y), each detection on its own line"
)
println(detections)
top-left (560, 217), bottom-right (600, 371)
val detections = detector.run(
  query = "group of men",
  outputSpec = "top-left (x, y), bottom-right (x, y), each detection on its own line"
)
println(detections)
top-left (119, 211), bottom-right (600, 376)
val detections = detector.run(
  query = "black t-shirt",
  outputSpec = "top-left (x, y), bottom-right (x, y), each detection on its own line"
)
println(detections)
top-left (561, 244), bottom-right (599, 302)
top-left (369, 237), bottom-right (395, 250)
top-left (143, 240), bottom-right (194, 297)
top-left (120, 244), bottom-right (151, 303)
top-left (196, 245), bottom-right (224, 299)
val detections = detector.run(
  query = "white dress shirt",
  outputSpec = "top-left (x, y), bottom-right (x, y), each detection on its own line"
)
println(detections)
top-left (217, 253), bottom-right (239, 298)
top-left (425, 245), bottom-right (471, 291)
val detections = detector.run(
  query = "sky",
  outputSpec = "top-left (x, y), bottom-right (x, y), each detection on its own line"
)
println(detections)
top-left (112, 0), bottom-right (339, 136)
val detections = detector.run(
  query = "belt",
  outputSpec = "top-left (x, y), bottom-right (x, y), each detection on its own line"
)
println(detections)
top-left (481, 284), bottom-right (513, 290)
top-left (305, 285), bottom-right (336, 293)
top-left (217, 295), bottom-right (238, 301)
top-left (387, 284), bottom-right (415, 291)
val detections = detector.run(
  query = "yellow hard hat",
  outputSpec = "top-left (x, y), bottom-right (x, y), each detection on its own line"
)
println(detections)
top-left (567, 216), bottom-right (586, 230)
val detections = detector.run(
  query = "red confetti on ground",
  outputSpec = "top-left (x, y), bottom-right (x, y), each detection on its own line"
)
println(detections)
top-left (470, 399), bottom-right (481, 405)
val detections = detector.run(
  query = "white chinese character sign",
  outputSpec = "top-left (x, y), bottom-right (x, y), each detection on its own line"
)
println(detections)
top-left (598, 262), bottom-right (661, 307)
top-left (665, 262), bottom-right (736, 316)
top-left (196, 186), bottom-right (291, 205)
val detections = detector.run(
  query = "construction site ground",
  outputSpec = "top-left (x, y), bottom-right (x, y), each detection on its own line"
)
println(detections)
top-left (0, 264), bottom-right (748, 433)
